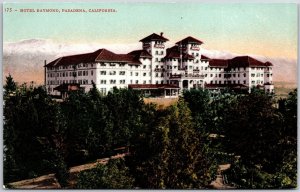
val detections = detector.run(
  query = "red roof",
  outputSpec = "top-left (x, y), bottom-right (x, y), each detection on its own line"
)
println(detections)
top-left (46, 49), bottom-right (141, 67)
top-left (209, 59), bottom-right (228, 68)
top-left (139, 33), bottom-right (169, 42)
top-left (176, 36), bottom-right (204, 45)
top-left (264, 61), bottom-right (273, 66)
top-left (201, 55), bottom-right (210, 60)
top-left (205, 56), bottom-right (273, 68)
top-left (229, 56), bottom-right (266, 68)
top-left (128, 50), bottom-right (152, 59)
top-left (128, 84), bottom-right (179, 89)
top-left (164, 46), bottom-right (194, 60)
top-left (53, 83), bottom-right (80, 92)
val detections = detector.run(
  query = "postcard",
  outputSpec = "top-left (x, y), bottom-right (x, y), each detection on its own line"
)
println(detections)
top-left (3, 2), bottom-right (297, 189)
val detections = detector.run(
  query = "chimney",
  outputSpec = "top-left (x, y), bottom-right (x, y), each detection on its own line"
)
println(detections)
top-left (160, 32), bottom-right (164, 37)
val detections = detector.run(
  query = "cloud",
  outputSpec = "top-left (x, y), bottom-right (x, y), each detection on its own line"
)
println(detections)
top-left (3, 39), bottom-right (297, 85)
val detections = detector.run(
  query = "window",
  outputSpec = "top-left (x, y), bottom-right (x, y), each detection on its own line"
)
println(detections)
top-left (261, 73), bottom-right (263, 77)
top-left (100, 80), bottom-right (106, 84)
top-left (119, 71), bottom-right (125, 75)
top-left (233, 74), bottom-right (236, 77)
top-left (219, 81), bottom-right (222, 84)
top-left (135, 80), bottom-right (139, 84)
top-left (244, 73), bottom-right (246, 77)
top-left (256, 73), bottom-right (260, 77)
top-left (130, 72), bottom-right (133, 76)
top-left (161, 80), bottom-right (164, 84)
top-left (101, 63), bottom-right (106, 67)
top-left (252, 80), bottom-right (255, 84)
top-left (110, 80), bottom-right (116, 84)
top-left (100, 71), bottom-right (106, 75)
top-left (143, 73), bottom-right (146, 76)
top-left (135, 72), bottom-right (139, 76)
top-left (155, 58), bottom-right (158, 62)
top-left (215, 74), bottom-right (218, 77)
top-left (210, 74), bottom-right (213, 77)
top-left (120, 80), bottom-right (125, 84)
top-left (100, 88), bottom-right (106, 94)
top-left (155, 51), bottom-right (158, 55)
top-left (91, 70), bottom-right (93, 76)
top-left (110, 71), bottom-right (116, 75)
top-left (143, 80), bottom-right (146, 84)
top-left (156, 73), bottom-right (158, 77)
top-left (243, 80), bottom-right (246, 84)
top-left (143, 65), bottom-right (146, 69)
top-left (251, 73), bottom-right (255, 77)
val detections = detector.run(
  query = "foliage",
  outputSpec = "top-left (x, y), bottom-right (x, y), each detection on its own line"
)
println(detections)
top-left (3, 74), bottom-right (297, 189)
top-left (4, 74), bottom-right (17, 97)
top-left (127, 99), bottom-right (217, 189)
top-left (3, 81), bottom-right (67, 184)
top-left (222, 90), bottom-right (297, 189)
top-left (76, 159), bottom-right (134, 189)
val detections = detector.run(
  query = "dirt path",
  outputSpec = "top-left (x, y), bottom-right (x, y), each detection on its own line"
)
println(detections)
top-left (209, 164), bottom-right (235, 189)
top-left (8, 153), bottom-right (127, 189)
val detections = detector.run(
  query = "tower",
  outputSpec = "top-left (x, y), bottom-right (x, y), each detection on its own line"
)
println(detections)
top-left (139, 33), bottom-right (169, 84)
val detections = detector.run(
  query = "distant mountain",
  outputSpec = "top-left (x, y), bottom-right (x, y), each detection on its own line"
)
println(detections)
top-left (3, 39), bottom-right (297, 85)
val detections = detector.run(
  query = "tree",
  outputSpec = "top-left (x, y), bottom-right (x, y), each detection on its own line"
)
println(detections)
top-left (76, 159), bottom-right (134, 189)
top-left (222, 90), bottom-right (297, 188)
top-left (4, 74), bottom-right (17, 97)
top-left (3, 84), bottom-right (68, 184)
top-left (127, 99), bottom-right (217, 189)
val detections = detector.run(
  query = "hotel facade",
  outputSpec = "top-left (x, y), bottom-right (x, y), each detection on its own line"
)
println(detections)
top-left (45, 33), bottom-right (274, 98)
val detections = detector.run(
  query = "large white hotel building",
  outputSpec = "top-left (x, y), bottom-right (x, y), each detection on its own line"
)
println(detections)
top-left (45, 33), bottom-right (274, 98)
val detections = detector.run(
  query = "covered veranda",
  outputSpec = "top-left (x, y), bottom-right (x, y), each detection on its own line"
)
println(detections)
top-left (128, 84), bottom-right (180, 98)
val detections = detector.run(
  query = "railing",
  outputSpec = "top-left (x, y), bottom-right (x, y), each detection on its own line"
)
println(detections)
top-left (170, 74), bottom-right (182, 78)
top-left (154, 44), bottom-right (165, 49)
top-left (154, 68), bottom-right (165, 72)
top-left (170, 74), bottom-right (205, 79)
top-left (190, 46), bottom-right (200, 51)
top-left (183, 74), bottom-right (205, 78)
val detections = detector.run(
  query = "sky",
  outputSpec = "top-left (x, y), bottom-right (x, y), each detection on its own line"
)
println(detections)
top-left (3, 3), bottom-right (298, 59)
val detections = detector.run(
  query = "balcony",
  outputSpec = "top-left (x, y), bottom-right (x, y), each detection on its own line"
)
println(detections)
top-left (183, 74), bottom-right (205, 78)
top-left (154, 68), bottom-right (165, 72)
top-left (190, 46), bottom-right (200, 51)
top-left (170, 74), bottom-right (182, 79)
top-left (169, 74), bottom-right (204, 79)
top-left (154, 44), bottom-right (165, 49)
